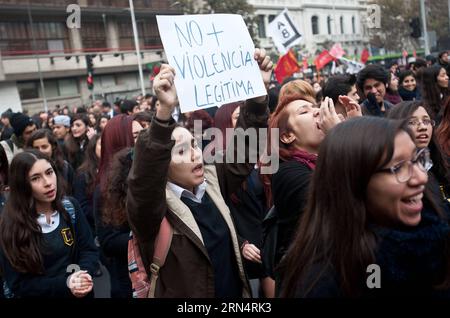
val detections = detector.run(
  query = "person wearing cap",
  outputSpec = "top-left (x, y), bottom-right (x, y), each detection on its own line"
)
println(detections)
top-left (0, 112), bottom-right (36, 164)
top-left (0, 111), bottom-right (14, 141)
top-left (53, 115), bottom-right (71, 146)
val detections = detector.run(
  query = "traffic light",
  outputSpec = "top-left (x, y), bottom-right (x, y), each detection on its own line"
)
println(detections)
top-left (409, 17), bottom-right (421, 38)
top-left (86, 55), bottom-right (94, 74)
top-left (87, 74), bottom-right (94, 90)
top-left (85, 55), bottom-right (94, 90)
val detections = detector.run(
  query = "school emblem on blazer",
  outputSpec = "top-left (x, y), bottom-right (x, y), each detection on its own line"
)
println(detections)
top-left (61, 228), bottom-right (74, 246)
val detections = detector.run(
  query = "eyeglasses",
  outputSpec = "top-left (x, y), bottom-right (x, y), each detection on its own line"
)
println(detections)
top-left (376, 147), bottom-right (433, 183)
top-left (408, 119), bottom-right (435, 128)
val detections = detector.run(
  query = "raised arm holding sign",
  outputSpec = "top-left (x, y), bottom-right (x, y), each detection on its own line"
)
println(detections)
top-left (157, 14), bottom-right (270, 113)
top-left (154, 49), bottom-right (273, 121)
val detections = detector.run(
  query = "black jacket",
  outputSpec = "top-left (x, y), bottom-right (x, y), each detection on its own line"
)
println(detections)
top-left (272, 160), bottom-right (313, 268)
top-left (93, 186), bottom-right (132, 298)
top-left (281, 200), bottom-right (450, 298)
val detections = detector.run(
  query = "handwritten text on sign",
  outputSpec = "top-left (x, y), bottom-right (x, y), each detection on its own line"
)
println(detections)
top-left (157, 14), bottom-right (266, 113)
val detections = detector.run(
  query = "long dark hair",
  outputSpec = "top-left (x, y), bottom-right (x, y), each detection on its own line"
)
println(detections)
top-left (77, 134), bottom-right (101, 197)
top-left (388, 101), bottom-right (450, 188)
top-left (436, 97), bottom-right (450, 158)
top-left (26, 129), bottom-right (65, 173)
top-left (0, 150), bottom-right (70, 274)
top-left (279, 118), bottom-right (422, 297)
top-left (418, 66), bottom-right (449, 119)
top-left (65, 114), bottom-right (90, 168)
top-left (0, 146), bottom-right (8, 192)
top-left (102, 148), bottom-right (133, 227)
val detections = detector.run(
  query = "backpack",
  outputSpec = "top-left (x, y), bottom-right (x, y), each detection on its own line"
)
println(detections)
top-left (261, 206), bottom-right (278, 279)
top-left (127, 217), bottom-right (173, 298)
top-left (2, 197), bottom-right (76, 298)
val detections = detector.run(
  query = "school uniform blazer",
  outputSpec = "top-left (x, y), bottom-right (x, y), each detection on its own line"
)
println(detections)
top-left (0, 197), bottom-right (98, 298)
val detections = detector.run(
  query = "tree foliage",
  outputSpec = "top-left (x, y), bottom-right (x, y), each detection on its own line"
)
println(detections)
top-left (371, 0), bottom-right (449, 52)
top-left (370, 0), bottom-right (419, 51)
top-left (171, 0), bottom-right (259, 45)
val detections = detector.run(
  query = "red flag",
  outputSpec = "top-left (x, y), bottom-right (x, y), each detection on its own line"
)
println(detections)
top-left (360, 48), bottom-right (370, 64)
top-left (150, 64), bottom-right (161, 81)
top-left (303, 57), bottom-right (309, 70)
top-left (329, 43), bottom-right (345, 59)
top-left (274, 50), bottom-right (300, 84)
top-left (314, 50), bottom-right (334, 71)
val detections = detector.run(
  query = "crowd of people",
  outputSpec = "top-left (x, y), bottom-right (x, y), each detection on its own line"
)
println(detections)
top-left (0, 48), bottom-right (449, 298)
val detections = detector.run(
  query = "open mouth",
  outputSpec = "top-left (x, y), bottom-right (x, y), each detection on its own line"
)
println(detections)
top-left (192, 163), bottom-right (204, 175)
top-left (45, 189), bottom-right (56, 197)
top-left (401, 192), bottom-right (423, 213)
top-left (416, 134), bottom-right (429, 140)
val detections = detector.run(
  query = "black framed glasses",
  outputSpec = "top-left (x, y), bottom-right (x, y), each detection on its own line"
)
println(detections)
top-left (408, 119), bottom-right (435, 128)
top-left (376, 148), bottom-right (433, 183)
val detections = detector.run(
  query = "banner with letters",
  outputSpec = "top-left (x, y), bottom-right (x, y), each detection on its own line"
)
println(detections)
top-left (267, 8), bottom-right (302, 54)
top-left (157, 14), bottom-right (267, 113)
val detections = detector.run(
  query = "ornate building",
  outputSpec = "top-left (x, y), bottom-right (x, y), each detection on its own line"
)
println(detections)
top-left (249, 0), bottom-right (370, 57)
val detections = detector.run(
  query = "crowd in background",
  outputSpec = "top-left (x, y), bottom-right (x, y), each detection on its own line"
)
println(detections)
top-left (0, 48), bottom-right (449, 298)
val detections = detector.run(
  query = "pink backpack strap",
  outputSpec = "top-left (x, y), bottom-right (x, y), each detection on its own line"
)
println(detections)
top-left (148, 216), bottom-right (173, 298)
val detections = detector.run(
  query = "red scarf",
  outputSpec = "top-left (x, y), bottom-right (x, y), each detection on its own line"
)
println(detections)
top-left (291, 149), bottom-right (317, 170)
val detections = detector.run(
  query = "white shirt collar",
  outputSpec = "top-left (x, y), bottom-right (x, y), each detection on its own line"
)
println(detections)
top-left (167, 179), bottom-right (207, 204)
top-left (172, 106), bottom-right (180, 122)
top-left (37, 211), bottom-right (60, 234)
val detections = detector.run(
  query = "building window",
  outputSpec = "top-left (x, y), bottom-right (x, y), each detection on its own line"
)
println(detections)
top-left (327, 16), bottom-right (332, 35)
top-left (352, 16), bottom-right (356, 34)
top-left (340, 16), bottom-right (344, 34)
top-left (118, 18), bottom-right (161, 49)
top-left (0, 21), bottom-right (69, 54)
top-left (311, 16), bottom-right (319, 35)
top-left (59, 79), bottom-right (79, 96)
top-left (81, 21), bottom-right (107, 49)
top-left (18, 82), bottom-right (40, 100)
top-left (18, 79), bottom-right (79, 100)
top-left (257, 15), bottom-right (266, 38)
top-left (268, 15), bottom-right (276, 23)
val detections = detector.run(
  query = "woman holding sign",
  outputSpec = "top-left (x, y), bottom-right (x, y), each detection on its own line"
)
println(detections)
top-left (126, 48), bottom-right (272, 297)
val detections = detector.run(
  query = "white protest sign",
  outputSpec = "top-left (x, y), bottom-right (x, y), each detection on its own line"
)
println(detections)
top-left (267, 9), bottom-right (302, 54)
top-left (157, 14), bottom-right (267, 113)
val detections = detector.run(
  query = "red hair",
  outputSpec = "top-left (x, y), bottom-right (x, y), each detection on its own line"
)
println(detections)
top-left (214, 101), bottom-right (243, 150)
top-left (185, 109), bottom-right (214, 132)
top-left (97, 114), bottom-right (135, 194)
top-left (261, 80), bottom-right (316, 206)
top-left (436, 97), bottom-right (450, 159)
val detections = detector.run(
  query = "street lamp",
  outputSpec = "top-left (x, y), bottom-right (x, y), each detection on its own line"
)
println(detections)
top-left (27, 1), bottom-right (48, 112)
top-left (128, 0), bottom-right (146, 96)
top-left (419, 0), bottom-right (430, 55)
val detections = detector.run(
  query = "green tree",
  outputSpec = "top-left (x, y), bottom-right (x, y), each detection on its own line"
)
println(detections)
top-left (371, 0), bottom-right (449, 52)
top-left (428, 0), bottom-right (449, 49)
top-left (172, 0), bottom-right (259, 45)
top-left (370, 0), bottom-right (420, 52)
